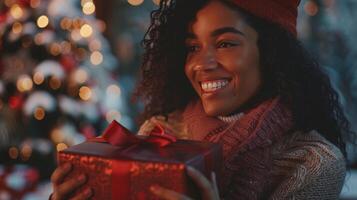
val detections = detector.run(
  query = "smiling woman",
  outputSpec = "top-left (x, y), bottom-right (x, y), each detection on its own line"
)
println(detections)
top-left (49, 0), bottom-right (354, 199)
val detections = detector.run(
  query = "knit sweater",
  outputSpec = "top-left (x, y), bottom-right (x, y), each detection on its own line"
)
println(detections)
top-left (139, 97), bottom-right (346, 199)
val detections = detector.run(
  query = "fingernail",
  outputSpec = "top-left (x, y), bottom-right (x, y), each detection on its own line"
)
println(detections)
top-left (78, 174), bottom-right (86, 182)
top-left (84, 188), bottom-right (93, 197)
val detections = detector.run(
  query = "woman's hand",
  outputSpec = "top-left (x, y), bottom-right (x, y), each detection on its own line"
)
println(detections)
top-left (138, 115), bottom-right (189, 139)
top-left (150, 166), bottom-right (220, 200)
top-left (50, 163), bottom-right (93, 200)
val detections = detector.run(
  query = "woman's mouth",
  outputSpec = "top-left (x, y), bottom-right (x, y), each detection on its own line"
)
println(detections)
top-left (200, 79), bottom-right (230, 93)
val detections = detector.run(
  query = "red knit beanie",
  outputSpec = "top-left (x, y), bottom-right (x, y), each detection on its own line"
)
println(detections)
top-left (232, 0), bottom-right (301, 36)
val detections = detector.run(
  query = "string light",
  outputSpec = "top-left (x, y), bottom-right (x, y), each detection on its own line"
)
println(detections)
top-left (37, 15), bottom-right (49, 28)
top-left (71, 30), bottom-right (82, 41)
top-left (34, 107), bottom-right (45, 120)
top-left (304, 1), bottom-right (319, 16)
top-left (60, 18), bottom-right (72, 30)
top-left (12, 22), bottom-right (23, 34)
top-left (80, 24), bottom-right (93, 38)
top-left (106, 110), bottom-right (121, 123)
top-left (33, 72), bottom-right (45, 85)
top-left (81, 0), bottom-right (93, 6)
top-left (79, 86), bottom-right (92, 100)
top-left (74, 69), bottom-right (88, 84)
top-left (17, 75), bottom-right (33, 92)
top-left (51, 129), bottom-right (64, 143)
top-left (9, 147), bottom-right (19, 159)
top-left (30, 0), bottom-right (41, 8)
top-left (106, 84), bottom-right (121, 96)
top-left (82, 1), bottom-right (96, 15)
top-left (20, 144), bottom-right (32, 161)
top-left (128, 0), bottom-right (144, 6)
top-left (10, 4), bottom-right (23, 19)
top-left (89, 40), bottom-right (102, 51)
top-left (152, 0), bottom-right (160, 6)
top-left (50, 43), bottom-right (62, 56)
top-left (49, 76), bottom-right (61, 90)
top-left (56, 143), bottom-right (68, 152)
top-left (90, 51), bottom-right (103, 65)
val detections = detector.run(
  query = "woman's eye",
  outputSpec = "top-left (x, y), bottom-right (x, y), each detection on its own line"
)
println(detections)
top-left (187, 45), bottom-right (200, 52)
top-left (217, 42), bottom-right (238, 48)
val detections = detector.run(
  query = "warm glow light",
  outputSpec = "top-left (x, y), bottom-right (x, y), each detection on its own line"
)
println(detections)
top-left (49, 76), bottom-right (61, 90)
top-left (304, 1), bottom-right (319, 16)
top-left (61, 41), bottom-right (72, 54)
top-left (5, 0), bottom-right (14, 7)
top-left (17, 75), bottom-right (33, 92)
top-left (80, 24), bottom-right (93, 38)
top-left (37, 15), bottom-right (49, 28)
top-left (12, 22), bottom-right (23, 34)
top-left (34, 33), bottom-right (44, 45)
top-left (9, 147), bottom-right (19, 159)
top-left (79, 86), bottom-right (92, 101)
top-left (33, 72), bottom-right (45, 85)
top-left (89, 40), bottom-right (102, 51)
top-left (21, 144), bottom-right (32, 161)
top-left (34, 107), bottom-right (45, 120)
top-left (10, 4), bottom-right (23, 19)
top-left (106, 110), bottom-right (121, 123)
top-left (71, 30), bottom-right (82, 41)
top-left (30, 0), bottom-right (41, 8)
top-left (152, 0), bottom-right (160, 5)
top-left (74, 69), bottom-right (88, 84)
top-left (81, 0), bottom-right (93, 6)
top-left (56, 143), bottom-right (68, 152)
top-left (50, 43), bottom-right (62, 56)
top-left (106, 84), bottom-right (121, 96)
top-left (51, 129), bottom-right (64, 143)
top-left (60, 18), bottom-right (72, 30)
top-left (127, 0), bottom-right (144, 6)
top-left (90, 51), bottom-right (103, 65)
top-left (82, 2), bottom-right (96, 15)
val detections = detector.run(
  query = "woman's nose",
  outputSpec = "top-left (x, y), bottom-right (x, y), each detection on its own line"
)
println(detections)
top-left (193, 49), bottom-right (218, 71)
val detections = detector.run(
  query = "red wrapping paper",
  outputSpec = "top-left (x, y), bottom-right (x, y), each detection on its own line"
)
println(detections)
top-left (58, 121), bottom-right (222, 200)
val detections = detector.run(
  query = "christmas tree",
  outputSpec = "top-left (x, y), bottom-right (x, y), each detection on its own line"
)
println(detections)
top-left (0, 0), bottom-right (130, 198)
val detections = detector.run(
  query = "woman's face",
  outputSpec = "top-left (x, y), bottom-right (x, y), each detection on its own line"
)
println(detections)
top-left (184, 0), bottom-right (262, 116)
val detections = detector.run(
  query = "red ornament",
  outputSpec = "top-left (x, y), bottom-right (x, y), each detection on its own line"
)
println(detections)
top-left (9, 96), bottom-right (23, 109)
top-left (60, 55), bottom-right (77, 73)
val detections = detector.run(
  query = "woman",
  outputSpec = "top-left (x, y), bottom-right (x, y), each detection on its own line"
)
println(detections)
top-left (51, 0), bottom-right (352, 199)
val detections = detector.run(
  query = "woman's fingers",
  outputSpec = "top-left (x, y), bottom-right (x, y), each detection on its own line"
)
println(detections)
top-left (53, 174), bottom-right (87, 200)
top-left (69, 188), bottom-right (93, 200)
top-left (150, 185), bottom-right (192, 200)
top-left (186, 167), bottom-right (216, 199)
top-left (51, 163), bottom-right (72, 185)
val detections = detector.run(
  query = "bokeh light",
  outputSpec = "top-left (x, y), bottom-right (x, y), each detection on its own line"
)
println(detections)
top-left (74, 69), bottom-right (88, 84)
top-left (49, 76), bottom-right (61, 90)
top-left (80, 24), bottom-right (93, 38)
top-left (9, 147), bottom-right (19, 159)
top-left (12, 22), bottom-right (23, 34)
top-left (79, 86), bottom-right (92, 101)
top-left (37, 15), bottom-right (49, 28)
top-left (10, 4), bottom-right (23, 19)
top-left (30, 0), bottom-right (41, 8)
top-left (34, 107), bottom-right (45, 120)
top-left (106, 110), bottom-right (121, 123)
top-left (82, 1), bottom-right (96, 15)
top-left (33, 72), bottom-right (45, 85)
top-left (17, 75), bottom-right (33, 92)
top-left (106, 84), bottom-right (121, 96)
top-left (56, 143), bottom-right (68, 152)
top-left (90, 51), bottom-right (103, 65)
top-left (304, 0), bottom-right (319, 16)
top-left (128, 0), bottom-right (144, 6)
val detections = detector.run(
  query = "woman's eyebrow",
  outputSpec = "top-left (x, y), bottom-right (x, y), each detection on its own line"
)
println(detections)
top-left (211, 27), bottom-right (245, 37)
top-left (186, 27), bottom-right (245, 40)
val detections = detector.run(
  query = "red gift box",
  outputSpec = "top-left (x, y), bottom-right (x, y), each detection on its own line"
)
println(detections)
top-left (58, 121), bottom-right (222, 200)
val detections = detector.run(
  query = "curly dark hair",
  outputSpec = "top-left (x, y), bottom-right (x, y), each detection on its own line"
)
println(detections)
top-left (135, 0), bottom-right (353, 157)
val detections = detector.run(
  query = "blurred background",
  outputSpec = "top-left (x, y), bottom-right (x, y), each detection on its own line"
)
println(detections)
top-left (0, 0), bottom-right (356, 199)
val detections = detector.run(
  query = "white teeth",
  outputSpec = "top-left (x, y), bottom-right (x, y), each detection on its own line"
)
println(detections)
top-left (200, 80), bottom-right (229, 92)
